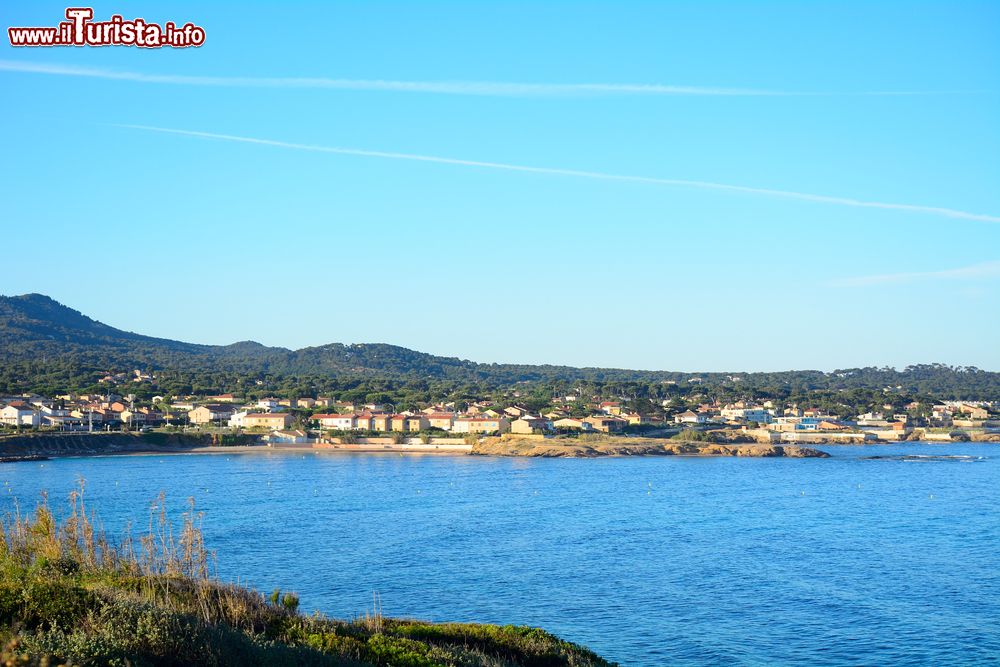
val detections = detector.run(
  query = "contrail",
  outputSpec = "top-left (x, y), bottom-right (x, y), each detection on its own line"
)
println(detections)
top-left (830, 260), bottom-right (1000, 287)
top-left (0, 60), bottom-right (987, 97)
top-left (114, 124), bottom-right (1000, 224)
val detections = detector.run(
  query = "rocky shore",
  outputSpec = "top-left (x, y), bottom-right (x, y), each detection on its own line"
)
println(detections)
top-left (0, 432), bottom-right (256, 459)
top-left (2, 432), bottom-right (832, 461)
top-left (472, 436), bottom-right (830, 458)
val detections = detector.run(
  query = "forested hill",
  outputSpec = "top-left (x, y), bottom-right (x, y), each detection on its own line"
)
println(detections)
top-left (1, 293), bottom-right (999, 399)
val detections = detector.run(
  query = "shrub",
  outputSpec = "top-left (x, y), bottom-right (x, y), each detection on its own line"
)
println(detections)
top-left (281, 592), bottom-right (299, 613)
top-left (0, 484), bottom-right (615, 667)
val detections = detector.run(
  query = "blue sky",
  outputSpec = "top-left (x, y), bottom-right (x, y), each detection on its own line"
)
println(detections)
top-left (1, 2), bottom-right (998, 372)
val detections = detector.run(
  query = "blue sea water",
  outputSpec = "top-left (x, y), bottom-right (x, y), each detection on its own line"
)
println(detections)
top-left (2, 443), bottom-right (999, 666)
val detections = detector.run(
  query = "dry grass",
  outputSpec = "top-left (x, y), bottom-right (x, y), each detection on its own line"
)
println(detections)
top-left (0, 482), bottom-right (616, 666)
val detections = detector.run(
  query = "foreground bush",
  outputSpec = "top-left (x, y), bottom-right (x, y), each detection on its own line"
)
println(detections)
top-left (0, 483), bottom-right (613, 666)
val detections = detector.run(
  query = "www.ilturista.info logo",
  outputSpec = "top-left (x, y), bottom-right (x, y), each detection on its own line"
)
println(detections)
top-left (8, 8), bottom-right (205, 48)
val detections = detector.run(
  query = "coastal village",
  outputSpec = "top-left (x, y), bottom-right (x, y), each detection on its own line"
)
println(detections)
top-left (1, 370), bottom-right (997, 447)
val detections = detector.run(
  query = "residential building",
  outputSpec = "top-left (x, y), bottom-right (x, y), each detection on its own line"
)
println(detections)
top-left (313, 414), bottom-right (356, 430)
top-left (957, 404), bottom-right (989, 420)
top-left (553, 417), bottom-right (594, 431)
top-left (720, 407), bottom-right (773, 424)
top-left (43, 414), bottom-right (85, 430)
top-left (769, 416), bottom-right (824, 432)
top-left (452, 417), bottom-right (510, 434)
top-left (425, 413), bottom-right (455, 431)
top-left (1, 405), bottom-right (41, 427)
top-left (391, 415), bottom-right (429, 432)
top-left (256, 398), bottom-right (280, 411)
top-left (856, 412), bottom-right (889, 427)
top-left (511, 416), bottom-right (553, 434)
top-left (119, 410), bottom-right (148, 427)
top-left (187, 405), bottom-right (236, 425)
top-left (243, 413), bottom-right (294, 430)
top-left (584, 415), bottom-right (627, 433)
top-left (622, 412), bottom-right (648, 425)
top-left (369, 414), bottom-right (391, 431)
top-left (674, 410), bottom-right (707, 424)
top-left (267, 429), bottom-right (309, 444)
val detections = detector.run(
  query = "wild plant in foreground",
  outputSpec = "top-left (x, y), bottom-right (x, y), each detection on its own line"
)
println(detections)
top-left (0, 480), bottom-right (214, 582)
top-left (0, 483), bottom-right (615, 666)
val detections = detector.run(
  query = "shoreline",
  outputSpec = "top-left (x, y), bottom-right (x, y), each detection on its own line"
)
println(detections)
top-left (0, 443), bottom-right (477, 463)
top-left (1, 439), bottom-right (831, 461)
top-left (4, 432), bottom-right (995, 463)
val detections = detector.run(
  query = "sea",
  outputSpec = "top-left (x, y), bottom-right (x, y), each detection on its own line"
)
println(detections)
top-left (3, 442), bottom-right (998, 666)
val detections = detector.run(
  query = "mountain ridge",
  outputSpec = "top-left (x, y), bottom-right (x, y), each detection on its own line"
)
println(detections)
top-left (1, 293), bottom-right (998, 399)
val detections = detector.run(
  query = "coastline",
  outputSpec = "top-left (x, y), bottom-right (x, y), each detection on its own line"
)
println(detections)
top-left (471, 436), bottom-right (831, 458)
top-left (7, 431), bottom-right (997, 462)
top-left (0, 432), bottom-right (834, 461)
top-left (0, 441), bottom-right (473, 462)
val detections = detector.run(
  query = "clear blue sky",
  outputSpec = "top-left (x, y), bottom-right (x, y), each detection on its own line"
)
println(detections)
top-left (2, 2), bottom-right (998, 372)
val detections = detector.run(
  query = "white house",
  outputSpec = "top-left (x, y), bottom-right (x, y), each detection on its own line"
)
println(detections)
top-left (0, 405), bottom-right (41, 427)
top-left (313, 414), bottom-right (356, 430)
top-left (267, 429), bottom-right (309, 444)
top-left (856, 412), bottom-right (890, 427)
top-left (720, 407), bottom-right (773, 424)
top-left (674, 410), bottom-right (707, 424)
top-left (257, 398), bottom-right (280, 411)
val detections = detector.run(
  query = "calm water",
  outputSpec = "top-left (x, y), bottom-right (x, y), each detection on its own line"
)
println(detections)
top-left (3, 443), bottom-right (999, 666)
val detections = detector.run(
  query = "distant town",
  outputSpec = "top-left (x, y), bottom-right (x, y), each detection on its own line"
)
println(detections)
top-left (2, 367), bottom-right (997, 447)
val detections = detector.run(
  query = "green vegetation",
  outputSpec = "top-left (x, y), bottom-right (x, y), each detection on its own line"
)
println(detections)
top-left (0, 483), bottom-right (613, 667)
top-left (3, 294), bottom-right (999, 414)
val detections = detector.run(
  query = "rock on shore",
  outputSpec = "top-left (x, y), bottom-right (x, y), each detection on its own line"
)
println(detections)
top-left (472, 437), bottom-right (829, 458)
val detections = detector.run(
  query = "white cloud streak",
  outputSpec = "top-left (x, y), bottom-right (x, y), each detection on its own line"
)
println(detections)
top-left (0, 60), bottom-right (986, 97)
top-left (114, 124), bottom-right (1000, 224)
top-left (830, 261), bottom-right (1000, 287)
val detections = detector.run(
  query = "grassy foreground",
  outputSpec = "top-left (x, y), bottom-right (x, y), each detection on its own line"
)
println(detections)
top-left (0, 486), bottom-right (613, 667)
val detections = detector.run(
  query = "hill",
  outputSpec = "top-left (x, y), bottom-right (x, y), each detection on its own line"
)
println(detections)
top-left (1, 293), bottom-right (999, 400)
